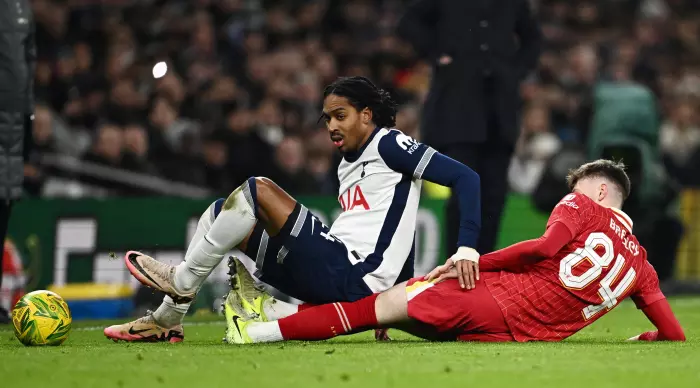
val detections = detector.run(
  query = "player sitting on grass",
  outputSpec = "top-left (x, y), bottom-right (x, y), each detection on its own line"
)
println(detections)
top-left (223, 160), bottom-right (685, 344)
top-left (104, 76), bottom-right (482, 343)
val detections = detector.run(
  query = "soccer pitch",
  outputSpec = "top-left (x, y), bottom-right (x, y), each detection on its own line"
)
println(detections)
top-left (2, 298), bottom-right (698, 388)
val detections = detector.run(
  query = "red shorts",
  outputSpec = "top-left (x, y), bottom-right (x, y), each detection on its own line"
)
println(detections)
top-left (406, 273), bottom-right (514, 342)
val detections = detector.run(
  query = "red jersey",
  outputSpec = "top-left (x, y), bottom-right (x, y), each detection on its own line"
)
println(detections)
top-left (484, 193), bottom-right (665, 341)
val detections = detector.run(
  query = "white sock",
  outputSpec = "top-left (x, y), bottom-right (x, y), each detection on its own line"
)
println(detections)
top-left (247, 321), bottom-right (283, 343)
top-left (153, 202), bottom-right (217, 326)
top-left (184, 202), bottom-right (216, 260)
top-left (263, 298), bottom-right (300, 321)
top-left (174, 182), bottom-right (257, 294)
top-left (152, 295), bottom-right (190, 328)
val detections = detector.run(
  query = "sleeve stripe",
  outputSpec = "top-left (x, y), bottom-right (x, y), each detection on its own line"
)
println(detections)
top-left (413, 147), bottom-right (436, 180)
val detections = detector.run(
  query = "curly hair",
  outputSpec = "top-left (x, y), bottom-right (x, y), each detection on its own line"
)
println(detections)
top-left (323, 76), bottom-right (398, 129)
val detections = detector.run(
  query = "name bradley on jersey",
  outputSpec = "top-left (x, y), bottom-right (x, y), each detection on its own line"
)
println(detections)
top-left (609, 217), bottom-right (640, 256)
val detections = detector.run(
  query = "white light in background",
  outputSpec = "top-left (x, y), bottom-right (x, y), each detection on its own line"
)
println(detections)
top-left (152, 62), bottom-right (168, 79)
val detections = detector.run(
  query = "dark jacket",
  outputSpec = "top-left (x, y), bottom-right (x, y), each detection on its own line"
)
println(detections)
top-left (0, 0), bottom-right (35, 199)
top-left (398, 0), bottom-right (542, 148)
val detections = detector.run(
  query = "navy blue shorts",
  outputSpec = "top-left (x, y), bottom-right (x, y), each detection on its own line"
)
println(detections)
top-left (244, 204), bottom-right (413, 304)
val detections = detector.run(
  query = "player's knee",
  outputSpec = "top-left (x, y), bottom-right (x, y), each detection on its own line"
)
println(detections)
top-left (221, 178), bottom-right (259, 216)
top-left (252, 176), bottom-right (280, 202)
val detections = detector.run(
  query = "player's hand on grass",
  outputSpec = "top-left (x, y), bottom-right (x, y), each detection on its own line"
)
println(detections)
top-left (375, 328), bottom-right (391, 341)
top-left (424, 247), bottom-right (480, 290)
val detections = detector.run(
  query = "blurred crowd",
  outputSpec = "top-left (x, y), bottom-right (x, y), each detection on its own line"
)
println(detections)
top-left (24, 0), bottom-right (700, 198)
top-left (510, 0), bottom-right (700, 194)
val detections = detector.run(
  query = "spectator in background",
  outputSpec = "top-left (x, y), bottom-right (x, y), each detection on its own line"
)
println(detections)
top-left (398, 0), bottom-right (542, 255)
top-left (271, 136), bottom-right (316, 195)
top-left (224, 107), bottom-right (276, 186)
top-left (395, 102), bottom-right (420, 140)
top-left (559, 44), bottom-right (598, 142)
top-left (107, 78), bottom-right (148, 126)
top-left (122, 123), bottom-right (157, 176)
top-left (508, 103), bottom-right (562, 195)
top-left (155, 73), bottom-right (186, 112)
top-left (23, 105), bottom-right (53, 196)
top-left (147, 95), bottom-right (202, 184)
top-left (25, 1), bottom-right (424, 197)
top-left (202, 131), bottom-right (235, 195)
top-left (29, 105), bottom-right (55, 155)
top-left (660, 99), bottom-right (700, 186)
top-left (84, 122), bottom-right (172, 195)
top-left (304, 129), bottom-right (336, 195)
top-left (83, 123), bottom-right (124, 169)
top-left (306, 152), bottom-right (335, 195)
top-left (255, 98), bottom-right (285, 145)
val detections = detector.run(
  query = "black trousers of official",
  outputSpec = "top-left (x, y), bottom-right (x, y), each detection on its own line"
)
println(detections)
top-left (441, 137), bottom-right (513, 255)
top-left (0, 200), bottom-right (13, 289)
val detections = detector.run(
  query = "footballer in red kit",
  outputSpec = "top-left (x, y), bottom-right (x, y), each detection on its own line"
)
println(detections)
top-left (476, 192), bottom-right (660, 341)
top-left (223, 160), bottom-right (685, 344)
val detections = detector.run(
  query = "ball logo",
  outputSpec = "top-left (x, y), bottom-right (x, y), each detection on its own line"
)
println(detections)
top-left (396, 134), bottom-right (420, 154)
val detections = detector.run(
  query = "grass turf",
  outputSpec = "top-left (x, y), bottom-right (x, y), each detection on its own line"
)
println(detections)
top-left (1, 298), bottom-right (698, 388)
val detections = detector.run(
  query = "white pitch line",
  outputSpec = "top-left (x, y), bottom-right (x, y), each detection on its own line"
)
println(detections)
top-left (0, 320), bottom-right (225, 333)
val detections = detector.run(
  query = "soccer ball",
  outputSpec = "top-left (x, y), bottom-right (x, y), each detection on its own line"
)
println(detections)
top-left (11, 290), bottom-right (72, 346)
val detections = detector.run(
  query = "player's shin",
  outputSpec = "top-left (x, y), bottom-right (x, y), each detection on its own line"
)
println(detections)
top-left (270, 294), bottom-right (379, 342)
top-left (262, 298), bottom-right (315, 321)
top-left (154, 200), bottom-right (219, 326)
top-left (174, 179), bottom-right (257, 294)
top-left (184, 200), bottom-right (218, 260)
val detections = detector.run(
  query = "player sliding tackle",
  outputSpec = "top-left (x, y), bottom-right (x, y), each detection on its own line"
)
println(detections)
top-left (223, 160), bottom-right (685, 344)
top-left (104, 76), bottom-right (482, 343)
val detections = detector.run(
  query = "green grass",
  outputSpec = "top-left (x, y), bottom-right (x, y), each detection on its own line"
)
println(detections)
top-left (1, 298), bottom-right (699, 388)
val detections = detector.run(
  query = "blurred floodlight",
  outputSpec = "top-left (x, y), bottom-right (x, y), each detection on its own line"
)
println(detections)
top-left (152, 62), bottom-right (168, 79)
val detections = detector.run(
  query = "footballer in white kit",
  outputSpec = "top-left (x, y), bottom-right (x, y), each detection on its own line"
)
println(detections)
top-left (104, 76), bottom-right (481, 343)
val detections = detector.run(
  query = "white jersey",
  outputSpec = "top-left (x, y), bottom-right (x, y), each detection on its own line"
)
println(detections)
top-left (330, 127), bottom-right (437, 292)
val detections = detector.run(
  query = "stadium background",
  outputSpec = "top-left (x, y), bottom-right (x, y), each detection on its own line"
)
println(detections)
top-left (3, 0), bottom-right (700, 319)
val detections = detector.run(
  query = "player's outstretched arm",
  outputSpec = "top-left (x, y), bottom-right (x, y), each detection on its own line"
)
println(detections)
top-left (479, 221), bottom-right (573, 272)
top-left (427, 221), bottom-right (573, 283)
top-left (416, 152), bottom-right (481, 251)
top-left (628, 299), bottom-right (686, 342)
top-left (418, 153), bottom-right (481, 288)
top-left (378, 132), bottom-right (481, 288)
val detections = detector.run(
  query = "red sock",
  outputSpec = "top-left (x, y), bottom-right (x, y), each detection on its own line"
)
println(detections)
top-left (278, 294), bottom-right (379, 340)
top-left (297, 303), bottom-right (316, 312)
